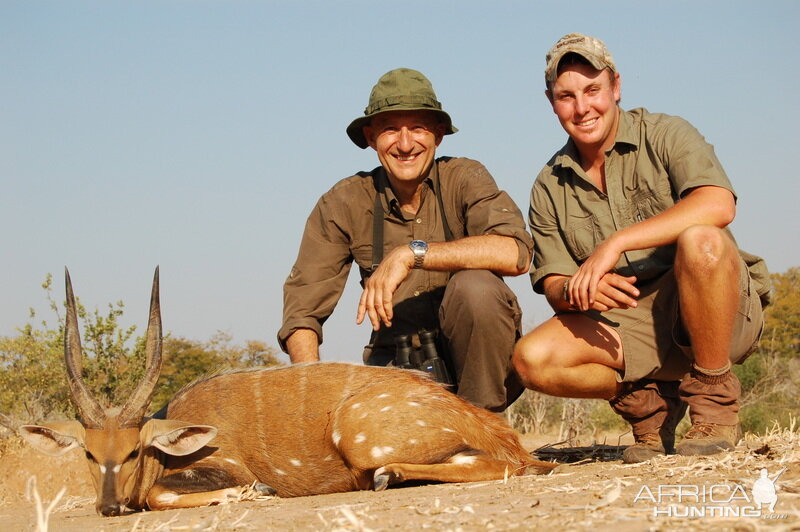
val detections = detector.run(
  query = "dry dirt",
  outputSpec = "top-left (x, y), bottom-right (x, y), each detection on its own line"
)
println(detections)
top-left (1, 430), bottom-right (798, 532)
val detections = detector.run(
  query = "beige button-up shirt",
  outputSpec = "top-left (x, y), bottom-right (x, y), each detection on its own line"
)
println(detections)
top-left (280, 157), bottom-right (532, 351)
top-left (529, 107), bottom-right (771, 302)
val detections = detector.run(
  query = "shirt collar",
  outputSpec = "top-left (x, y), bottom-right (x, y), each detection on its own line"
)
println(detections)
top-left (613, 107), bottom-right (638, 148)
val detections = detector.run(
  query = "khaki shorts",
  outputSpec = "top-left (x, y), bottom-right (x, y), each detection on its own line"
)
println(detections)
top-left (586, 257), bottom-right (765, 383)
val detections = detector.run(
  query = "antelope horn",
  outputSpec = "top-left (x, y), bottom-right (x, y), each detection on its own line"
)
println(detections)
top-left (118, 267), bottom-right (163, 428)
top-left (64, 268), bottom-right (106, 429)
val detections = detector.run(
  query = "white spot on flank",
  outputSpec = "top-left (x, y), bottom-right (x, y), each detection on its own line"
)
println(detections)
top-left (354, 433), bottom-right (366, 443)
top-left (378, 393), bottom-right (390, 399)
top-left (450, 454), bottom-right (478, 465)
top-left (380, 406), bottom-right (393, 412)
top-left (360, 413), bottom-right (368, 419)
top-left (324, 455), bottom-right (334, 461)
top-left (156, 493), bottom-right (179, 504)
top-left (407, 401), bottom-right (420, 407)
top-left (370, 446), bottom-right (394, 459)
top-left (274, 468), bottom-right (287, 476)
top-left (409, 439), bottom-right (418, 445)
top-left (332, 430), bottom-right (342, 446)
top-left (442, 428), bottom-right (455, 433)
top-left (416, 420), bottom-right (427, 427)
top-left (351, 402), bottom-right (362, 409)
top-left (290, 459), bottom-right (302, 467)
top-left (224, 458), bottom-right (238, 466)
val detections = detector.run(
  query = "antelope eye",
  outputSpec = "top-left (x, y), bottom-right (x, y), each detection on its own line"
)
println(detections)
top-left (85, 451), bottom-right (96, 463)
top-left (127, 448), bottom-right (140, 461)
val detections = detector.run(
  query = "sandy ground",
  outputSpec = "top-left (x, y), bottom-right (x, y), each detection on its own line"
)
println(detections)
top-left (1, 430), bottom-right (798, 532)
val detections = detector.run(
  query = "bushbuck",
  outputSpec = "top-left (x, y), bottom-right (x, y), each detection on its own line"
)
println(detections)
top-left (19, 269), bottom-right (556, 516)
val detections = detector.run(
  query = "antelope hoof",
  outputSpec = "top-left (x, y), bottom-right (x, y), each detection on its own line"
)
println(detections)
top-left (373, 467), bottom-right (396, 491)
top-left (254, 483), bottom-right (277, 496)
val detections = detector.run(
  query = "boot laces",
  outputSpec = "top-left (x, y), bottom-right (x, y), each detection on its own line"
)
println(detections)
top-left (634, 431), bottom-right (663, 447)
top-left (684, 423), bottom-right (717, 439)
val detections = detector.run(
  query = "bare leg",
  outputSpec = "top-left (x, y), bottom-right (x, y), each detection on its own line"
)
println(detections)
top-left (512, 313), bottom-right (625, 400)
top-left (674, 225), bottom-right (741, 370)
top-left (512, 297), bottom-right (685, 462)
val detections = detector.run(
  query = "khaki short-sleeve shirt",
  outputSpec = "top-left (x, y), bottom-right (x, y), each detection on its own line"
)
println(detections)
top-left (279, 157), bottom-right (532, 352)
top-left (529, 107), bottom-right (771, 302)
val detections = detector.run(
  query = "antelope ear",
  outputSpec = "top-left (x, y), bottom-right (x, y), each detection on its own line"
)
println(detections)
top-left (19, 422), bottom-right (86, 457)
top-left (141, 419), bottom-right (218, 456)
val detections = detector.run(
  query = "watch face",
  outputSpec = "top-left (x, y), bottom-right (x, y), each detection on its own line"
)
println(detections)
top-left (410, 240), bottom-right (428, 252)
top-left (409, 240), bottom-right (427, 269)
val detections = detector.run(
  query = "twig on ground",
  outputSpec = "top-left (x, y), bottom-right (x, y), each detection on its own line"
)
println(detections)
top-left (25, 476), bottom-right (65, 532)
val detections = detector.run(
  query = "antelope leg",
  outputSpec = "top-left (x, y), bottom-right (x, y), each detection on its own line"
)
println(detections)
top-left (373, 452), bottom-right (522, 490)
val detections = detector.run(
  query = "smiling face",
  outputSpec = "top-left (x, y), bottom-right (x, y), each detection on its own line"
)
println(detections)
top-left (547, 61), bottom-right (621, 156)
top-left (363, 110), bottom-right (445, 187)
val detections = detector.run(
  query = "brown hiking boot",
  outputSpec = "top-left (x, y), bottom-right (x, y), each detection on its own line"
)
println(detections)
top-left (676, 423), bottom-right (740, 456)
top-left (621, 395), bottom-right (687, 463)
top-left (610, 380), bottom-right (687, 464)
top-left (676, 365), bottom-right (742, 457)
top-left (622, 432), bottom-right (664, 463)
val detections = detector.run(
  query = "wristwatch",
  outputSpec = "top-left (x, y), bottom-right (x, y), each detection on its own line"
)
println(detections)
top-left (409, 240), bottom-right (428, 269)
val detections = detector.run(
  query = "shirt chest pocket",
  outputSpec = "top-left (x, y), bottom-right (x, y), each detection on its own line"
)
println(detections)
top-left (564, 214), bottom-right (599, 262)
top-left (563, 211), bottom-right (617, 262)
top-left (631, 187), bottom-right (674, 222)
top-left (629, 167), bottom-right (675, 222)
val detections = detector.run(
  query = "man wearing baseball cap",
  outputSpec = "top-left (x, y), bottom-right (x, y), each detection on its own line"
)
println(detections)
top-left (279, 68), bottom-right (532, 412)
top-left (512, 34), bottom-right (771, 459)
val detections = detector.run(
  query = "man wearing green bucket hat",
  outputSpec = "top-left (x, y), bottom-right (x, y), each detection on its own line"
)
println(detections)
top-left (279, 68), bottom-right (532, 412)
top-left (512, 34), bottom-right (771, 460)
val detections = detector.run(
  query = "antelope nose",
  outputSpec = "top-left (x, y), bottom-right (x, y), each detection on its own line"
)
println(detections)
top-left (99, 502), bottom-right (121, 516)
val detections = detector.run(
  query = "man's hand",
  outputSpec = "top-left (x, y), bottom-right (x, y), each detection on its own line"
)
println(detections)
top-left (356, 245), bottom-right (414, 330)
top-left (568, 237), bottom-right (629, 311)
top-left (567, 272), bottom-right (639, 311)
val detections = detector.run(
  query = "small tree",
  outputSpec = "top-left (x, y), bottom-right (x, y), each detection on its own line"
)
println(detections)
top-left (0, 324), bottom-right (66, 426)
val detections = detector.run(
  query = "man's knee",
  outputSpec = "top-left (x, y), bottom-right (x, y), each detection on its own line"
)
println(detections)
top-left (675, 225), bottom-right (738, 274)
top-left (444, 270), bottom-right (507, 306)
top-left (441, 270), bottom-right (518, 326)
top-left (511, 334), bottom-right (552, 392)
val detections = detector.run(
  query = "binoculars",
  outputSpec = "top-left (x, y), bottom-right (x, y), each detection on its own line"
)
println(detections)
top-left (393, 329), bottom-right (453, 386)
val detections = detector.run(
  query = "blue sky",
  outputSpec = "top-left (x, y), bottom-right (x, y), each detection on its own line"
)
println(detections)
top-left (2, 1), bottom-right (798, 364)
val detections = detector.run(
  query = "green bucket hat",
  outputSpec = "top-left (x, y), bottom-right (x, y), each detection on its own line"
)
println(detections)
top-left (346, 68), bottom-right (458, 149)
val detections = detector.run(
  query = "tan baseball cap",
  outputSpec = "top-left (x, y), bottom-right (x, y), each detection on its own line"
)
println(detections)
top-left (545, 33), bottom-right (616, 84)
